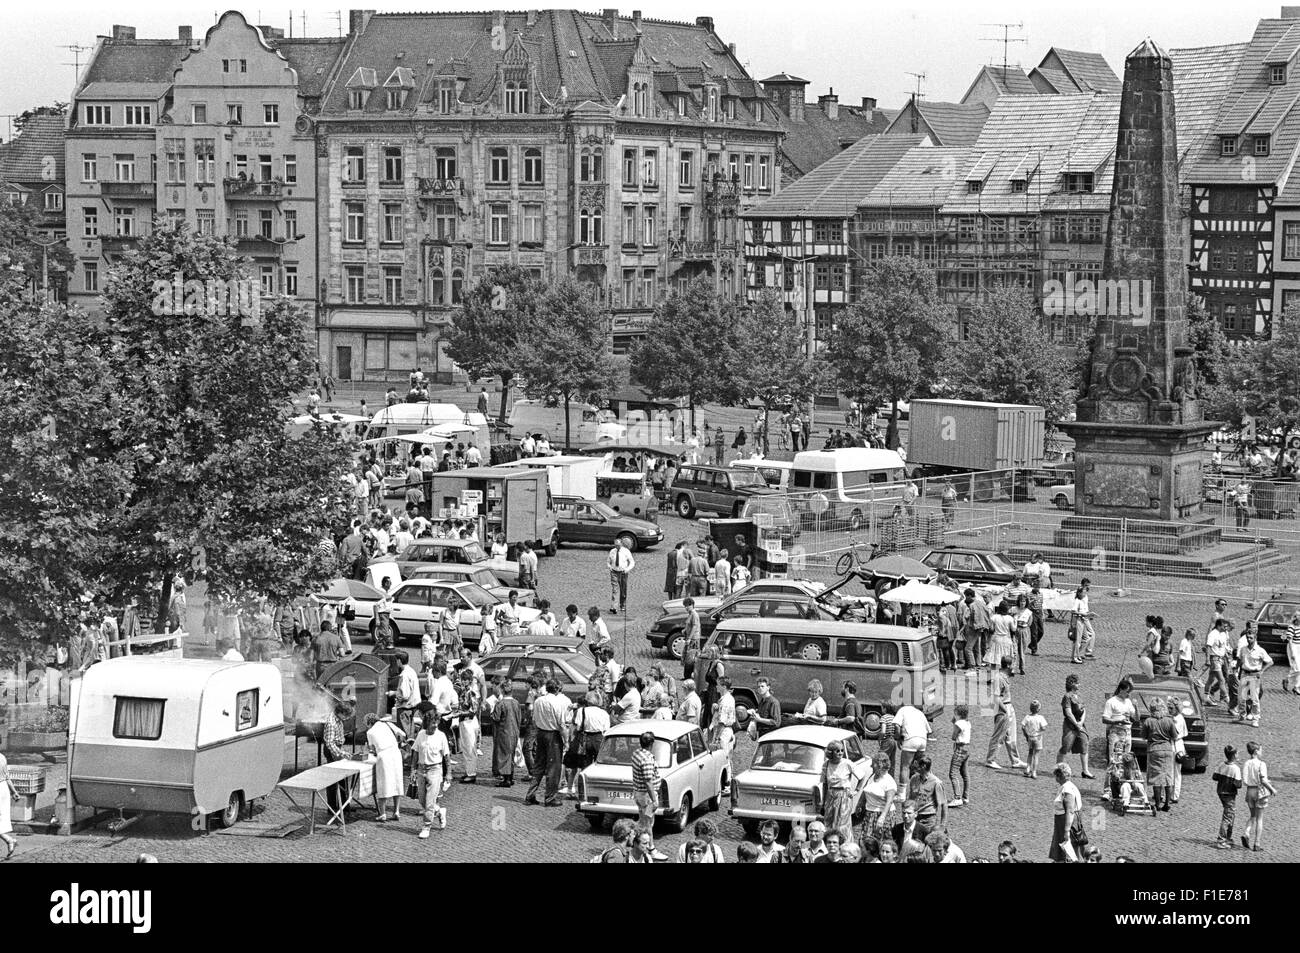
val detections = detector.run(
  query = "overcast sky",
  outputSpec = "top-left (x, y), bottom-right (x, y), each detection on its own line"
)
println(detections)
top-left (0, 0), bottom-right (1281, 140)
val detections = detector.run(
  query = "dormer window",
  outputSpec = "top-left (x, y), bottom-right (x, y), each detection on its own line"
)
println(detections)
top-left (708, 87), bottom-right (718, 122)
top-left (1220, 136), bottom-right (1238, 157)
top-left (1010, 179), bottom-right (1026, 194)
top-left (1271, 64), bottom-right (1286, 85)
top-left (504, 82), bottom-right (530, 114)
top-left (437, 81), bottom-right (457, 114)
top-left (967, 180), bottom-right (983, 194)
top-left (1255, 135), bottom-right (1271, 156)
top-left (632, 83), bottom-right (647, 117)
top-left (348, 89), bottom-right (366, 109)
top-left (387, 89), bottom-right (406, 110)
top-left (1063, 172), bottom-right (1095, 193)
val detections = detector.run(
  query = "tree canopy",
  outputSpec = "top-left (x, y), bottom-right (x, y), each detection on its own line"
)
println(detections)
top-left (730, 289), bottom-right (821, 451)
top-left (826, 256), bottom-right (954, 448)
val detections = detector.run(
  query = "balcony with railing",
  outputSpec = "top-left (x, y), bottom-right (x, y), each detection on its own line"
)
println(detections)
top-left (570, 244), bottom-right (609, 267)
top-left (100, 181), bottom-right (155, 199)
top-left (100, 234), bottom-right (142, 253)
top-left (418, 177), bottom-right (464, 197)
top-left (705, 173), bottom-right (743, 209)
top-left (235, 234), bottom-right (286, 255)
top-left (224, 177), bottom-right (285, 199)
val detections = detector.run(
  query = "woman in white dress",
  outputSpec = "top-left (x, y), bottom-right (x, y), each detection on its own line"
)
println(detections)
top-left (364, 713), bottom-right (407, 822)
top-left (0, 751), bottom-right (17, 860)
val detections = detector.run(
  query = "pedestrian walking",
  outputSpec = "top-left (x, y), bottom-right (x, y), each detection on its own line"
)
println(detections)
top-left (940, 480), bottom-right (957, 529)
top-left (1204, 618), bottom-right (1232, 704)
top-left (1232, 477), bottom-right (1252, 530)
top-left (687, 546), bottom-right (710, 597)
top-left (1140, 697), bottom-right (1177, 812)
top-left (1013, 595), bottom-right (1031, 675)
top-left (518, 541), bottom-right (539, 592)
top-left (1242, 741), bottom-right (1277, 851)
top-left (1028, 580), bottom-right (1046, 654)
top-left (630, 731), bottom-right (670, 861)
top-left (388, 650), bottom-right (422, 737)
top-left (1056, 674), bottom-right (1094, 779)
top-left (1048, 763), bottom-right (1084, 862)
top-left (563, 691), bottom-right (610, 795)
top-left (985, 602), bottom-right (1016, 670)
top-left (524, 679), bottom-right (569, 807)
top-left (364, 713), bottom-right (407, 822)
top-left (895, 700), bottom-right (931, 780)
top-left (1169, 694), bottom-right (1188, 804)
top-left (1020, 700), bottom-right (1048, 779)
top-left (1236, 627), bottom-right (1273, 727)
top-left (1211, 744), bottom-right (1242, 849)
top-left (859, 752), bottom-right (897, 841)
top-left (413, 713), bottom-right (451, 838)
top-left (489, 678), bottom-right (522, 787)
top-left (820, 740), bottom-right (865, 845)
top-left (905, 756), bottom-right (946, 842)
top-left (948, 705), bottom-right (971, 807)
top-left (1100, 679), bottom-right (1137, 801)
top-left (713, 549), bottom-right (731, 597)
top-left (1284, 609), bottom-right (1300, 695)
top-left (1069, 579), bottom-right (1096, 663)
top-left (607, 537), bottom-right (634, 614)
top-left (788, 411), bottom-right (803, 453)
top-left (985, 662), bottom-right (1027, 770)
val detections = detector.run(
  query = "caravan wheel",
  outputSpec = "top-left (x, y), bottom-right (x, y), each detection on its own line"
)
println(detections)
top-left (216, 790), bottom-right (244, 829)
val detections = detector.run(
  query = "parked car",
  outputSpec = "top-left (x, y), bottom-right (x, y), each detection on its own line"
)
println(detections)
top-left (1120, 674), bottom-right (1209, 773)
top-left (373, 537), bottom-right (520, 587)
top-left (666, 464), bottom-right (779, 519)
top-left (478, 646), bottom-right (598, 713)
top-left (1047, 483), bottom-right (1075, 510)
top-left (729, 725), bottom-right (870, 837)
top-left (1033, 449), bottom-right (1076, 485)
top-left (407, 563), bottom-right (534, 605)
top-left (553, 496), bottom-right (664, 551)
top-left (647, 585), bottom-right (851, 660)
top-left (369, 579), bottom-right (540, 649)
top-left (576, 719), bottom-right (731, 833)
top-left (656, 578), bottom-right (835, 617)
top-left (1251, 589), bottom-right (1300, 662)
top-left (921, 546), bottom-right (1021, 586)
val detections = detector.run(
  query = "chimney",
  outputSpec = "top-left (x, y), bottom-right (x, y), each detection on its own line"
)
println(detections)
top-left (348, 9), bottom-right (375, 35)
top-left (728, 42), bottom-right (736, 57)
top-left (603, 8), bottom-right (618, 36)
top-left (632, 10), bottom-right (642, 32)
top-left (819, 89), bottom-right (839, 120)
top-left (526, 9), bottom-right (538, 27)
top-left (111, 25), bottom-right (136, 41)
top-left (1284, 6), bottom-right (1300, 18)
top-left (861, 96), bottom-right (877, 111)
top-left (696, 16), bottom-right (714, 32)
top-left (178, 25), bottom-right (192, 43)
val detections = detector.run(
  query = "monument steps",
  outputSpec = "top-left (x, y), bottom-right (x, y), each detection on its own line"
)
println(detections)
top-left (1004, 541), bottom-right (1289, 583)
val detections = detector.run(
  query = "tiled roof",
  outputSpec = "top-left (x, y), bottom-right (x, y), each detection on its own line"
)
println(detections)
top-left (942, 93), bottom-right (1119, 214)
top-left (1181, 18), bottom-right (1300, 185)
top-left (761, 73), bottom-right (808, 84)
top-left (0, 114), bottom-right (66, 184)
top-left (1030, 67), bottom-right (1076, 94)
top-left (885, 100), bottom-right (989, 147)
top-left (316, 10), bottom-right (773, 122)
top-left (277, 38), bottom-right (347, 98)
top-left (1043, 48), bottom-right (1121, 93)
top-left (78, 81), bottom-right (173, 100)
top-left (778, 101), bottom-right (894, 176)
top-left (971, 65), bottom-right (1039, 98)
top-left (743, 133), bottom-right (926, 218)
top-left (1171, 44), bottom-right (1249, 166)
top-left (859, 146), bottom-right (970, 207)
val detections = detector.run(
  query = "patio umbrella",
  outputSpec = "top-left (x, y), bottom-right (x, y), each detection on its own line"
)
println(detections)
top-left (878, 579), bottom-right (960, 605)
top-left (317, 578), bottom-right (384, 601)
top-left (860, 554), bottom-right (934, 580)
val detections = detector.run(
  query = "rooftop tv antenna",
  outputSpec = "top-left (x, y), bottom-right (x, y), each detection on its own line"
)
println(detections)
top-left (981, 21), bottom-right (1027, 71)
top-left (905, 71), bottom-right (927, 98)
top-left (61, 44), bottom-right (92, 86)
top-left (330, 10), bottom-right (343, 37)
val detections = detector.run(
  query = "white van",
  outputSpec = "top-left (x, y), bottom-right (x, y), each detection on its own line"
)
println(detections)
top-left (508, 399), bottom-right (626, 448)
top-left (367, 402), bottom-right (492, 449)
top-left (729, 458), bottom-right (794, 491)
top-left (789, 448), bottom-right (907, 530)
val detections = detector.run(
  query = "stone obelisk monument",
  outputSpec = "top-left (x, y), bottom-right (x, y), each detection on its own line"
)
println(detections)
top-left (1062, 39), bottom-right (1217, 522)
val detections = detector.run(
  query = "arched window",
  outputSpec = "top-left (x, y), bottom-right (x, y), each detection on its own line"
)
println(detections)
top-left (523, 148), bottom-right (543, 185)
top-left (430, 267), bottom-right (445, 304)
top-left (504, 82), bottom-right (530, 114)
top-left (504, 82), bottom-right (516, 113)
top-left (451, 268), bottom-right (464, 304)
top-left (591, 207), bottom-right (603, 244)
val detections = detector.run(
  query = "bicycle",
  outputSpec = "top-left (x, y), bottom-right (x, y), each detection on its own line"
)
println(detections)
top-left (834, 538), bottom-right (881, 577)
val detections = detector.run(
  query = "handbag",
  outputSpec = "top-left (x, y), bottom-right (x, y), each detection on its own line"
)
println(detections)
top-left (1069, 812), bottom-right (1088, 849)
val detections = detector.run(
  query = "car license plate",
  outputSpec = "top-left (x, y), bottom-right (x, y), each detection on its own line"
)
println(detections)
top-left (760, 796), bottom-right (793, 807)
top-left (607, 791), bottom-right (634, 800)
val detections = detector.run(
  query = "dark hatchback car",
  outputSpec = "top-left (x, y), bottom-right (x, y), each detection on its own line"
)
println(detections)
top-left (1121, 674), bottom-right (1210, 773)
top-left (553, 496), bottom-right (664, 551)
top-left (477, 648), bottom-right (598, 720)
top-left (1252, 589), bottom-right (1299, 663)
top-left (922, 547), bottom-right (1022, 586)
top-left (648, 589), bottom-right (840, 660)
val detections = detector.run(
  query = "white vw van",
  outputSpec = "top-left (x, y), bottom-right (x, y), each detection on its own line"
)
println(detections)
top-left (789, 449), bottom-right (907, 531)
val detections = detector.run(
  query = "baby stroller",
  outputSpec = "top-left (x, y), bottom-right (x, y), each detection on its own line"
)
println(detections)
top-left (1107, 752), bottom-right (1157, 817)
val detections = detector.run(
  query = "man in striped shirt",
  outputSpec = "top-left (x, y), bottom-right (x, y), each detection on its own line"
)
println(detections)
top-left (1284, 611), bottom-right (1300, 696)
top-left (630, 732), bottom-right (668, 861)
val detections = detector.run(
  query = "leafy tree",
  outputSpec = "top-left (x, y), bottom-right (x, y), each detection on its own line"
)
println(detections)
top-left (1186, 294), bottom-right (1230, 393)
top-left (516, 277), bottom-right (617, 450)
top-left (92, 221), bottom-right (355, 629)
top-left (826, 256), bottom-right (954, 449)
top-left (945, 285), bottom-right (1076, 428)
top-left (443, 265), bottom-right (543, 421)
top-left (1205, 306), bottom-right (1300, 476)
top-left (0, 194), bottom-right (75, 299)
top-left (630, 275), bottom-right (738, 430)
top-left (730, 290), bottom-right (821, 453)
top-left (0, 252), bottom-right (134, 664)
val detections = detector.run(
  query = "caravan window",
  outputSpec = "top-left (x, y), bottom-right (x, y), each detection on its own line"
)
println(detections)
top-left (793, 470), bottom-right (834, 490)
top-left (236, 689), bottom-right (259, 731)
top-left (113, 696), bottom-right (166, 740)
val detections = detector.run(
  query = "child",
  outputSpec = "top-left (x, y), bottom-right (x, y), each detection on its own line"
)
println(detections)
top-left (1109, 752), bottom-right (1142, 815)
top-left (947, 705), bottom-right (971, 807)
top-left (1019, 700), bottom-right (1048, 779)
top-left (1176, 628), bottom-right (1196, 677)
top-left (421, 621), bottom-right (439, 673)
top-left (1211, 744), bottom-right (1242, 849)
